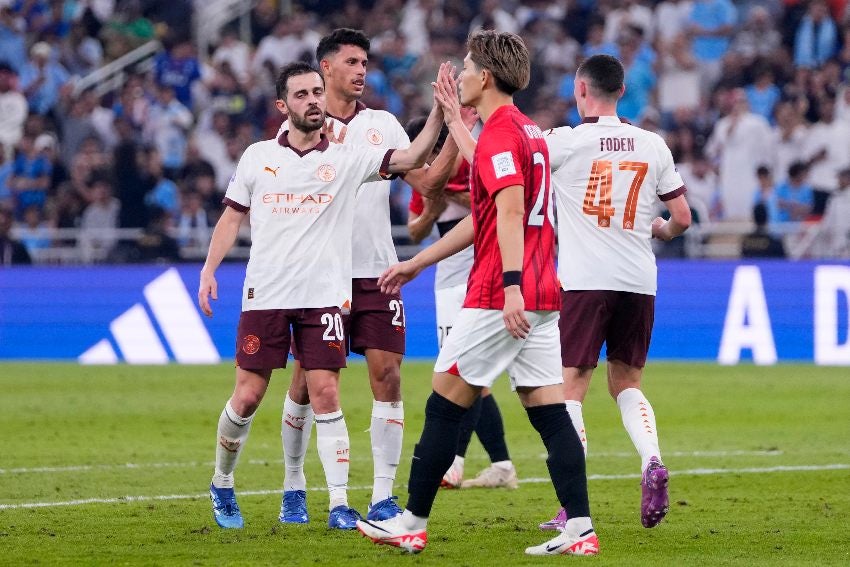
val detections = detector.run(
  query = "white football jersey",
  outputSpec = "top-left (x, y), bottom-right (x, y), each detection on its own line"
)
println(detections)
top-left (224, 133), bottom-right (394, 311)
top-left (547, 117), bottom-right (685, 295)
top-left (281, 103), bottom-right (411, 278)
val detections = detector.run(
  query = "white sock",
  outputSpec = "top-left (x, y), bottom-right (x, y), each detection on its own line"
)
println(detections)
top-left (401, 509), bottom-right (428, 530)
top-left (212, 400), bottom-right (254, 488)
top-left (564, 516), bottom-right (593, 536)
top-left (370, 400), bottom-right (404, 505)
top-left (617, 388), bottom-right (661, 471)
top-left (315, 409), bottom-right (350, 510)
top-left (565, 400), bottom-right (588, 456)
top-left (282, 393), bottom-right (314, 492)
top-left (492, 460), bottom-right (513, 470)
top-left (452, 455), bottom-right (465, 469)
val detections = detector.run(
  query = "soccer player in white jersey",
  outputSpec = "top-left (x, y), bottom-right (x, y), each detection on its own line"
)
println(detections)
top-left (276, 29), bottom-right (461, 526)
top-left (405, 115), bottom-right (518, 491)
top-left (539, 54), bottom-right (692, 531)
top-left (198, 61), bottom-right (448, 530)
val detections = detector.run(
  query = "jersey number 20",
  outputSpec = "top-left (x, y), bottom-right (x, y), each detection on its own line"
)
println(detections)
top-left (583, 160), bottom-right (648, 229)
top-left (529, 151), bottom-right (555, 227)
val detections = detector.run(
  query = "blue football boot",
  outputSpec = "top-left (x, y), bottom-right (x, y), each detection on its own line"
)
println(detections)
top-left (327, 505), bottom-right (361, 529)
top-left (367, 496), bottom-right (403, 521)
top-left (209, 483), bottom-right (244, 529)
top-left (279, 490), bottom-right (309, 524)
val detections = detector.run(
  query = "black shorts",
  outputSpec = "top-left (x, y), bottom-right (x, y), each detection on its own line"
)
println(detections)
top-left (347, 278), bottom-right (406, 355)
top-left (235, 308), bottom-right (347, 371)
top-left (559, 290), bottom-right (655, 369)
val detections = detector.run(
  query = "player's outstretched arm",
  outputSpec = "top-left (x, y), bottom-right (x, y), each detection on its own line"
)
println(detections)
top-left (495, 186), bottom-right (530, 339)
top-left (379, 214), bottom-right (474, 294)
top-left (198, 206), bottom-right (246, 317)
top-left (404, 133), bottom-right (459, 199)
top-left (652, 194), bottom-right (692, 241)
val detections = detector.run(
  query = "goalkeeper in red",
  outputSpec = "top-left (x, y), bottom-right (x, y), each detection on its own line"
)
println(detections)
top-left (356, 30), bottom-right (597, 556)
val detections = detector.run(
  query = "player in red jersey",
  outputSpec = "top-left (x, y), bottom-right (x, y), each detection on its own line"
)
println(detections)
top-left (356, 31), bottom-right (597, 556)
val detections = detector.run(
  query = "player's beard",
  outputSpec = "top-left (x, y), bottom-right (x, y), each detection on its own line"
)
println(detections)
top-left (290, 105), bottom-right (324, 133)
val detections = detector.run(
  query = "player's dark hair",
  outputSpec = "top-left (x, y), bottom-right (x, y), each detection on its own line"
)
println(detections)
top-left (466, 30), bottom-right (530, 95)
top-left (316, 28), bottom-right (370, 63)
top-left (276, 62), bottom-right (323, 99)
top-left (576, 55), bottom-right (625, 100)
top-left (404, 116), bottom-right (449, 153)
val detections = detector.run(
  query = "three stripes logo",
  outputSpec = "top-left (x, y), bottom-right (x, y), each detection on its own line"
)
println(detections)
top-left (78, 268), bottom-right (221, 365)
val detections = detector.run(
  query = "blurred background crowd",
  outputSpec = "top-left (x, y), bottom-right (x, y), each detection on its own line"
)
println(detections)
top-left (1, 0), bottom-right (849, 265)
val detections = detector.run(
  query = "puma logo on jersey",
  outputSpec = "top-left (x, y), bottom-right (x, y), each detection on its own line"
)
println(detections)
top-left (328, 341), bottom-right (342, 352)
top-left (264, 166), bottom-right (280, 177)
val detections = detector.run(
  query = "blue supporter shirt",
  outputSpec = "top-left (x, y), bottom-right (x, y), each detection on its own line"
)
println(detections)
top-left (774, 181), bottom-right (814, 222)
top-left (0, 24), bottom-right (26, 71)
top-left (689, 0), bottom-right (737, 62)
top-left (18, 61), bottom-right (70, 114)
top-left (11, 154), bottom-right (52, 216)
top-left (745, 84), bottom-right (781, 122)
top-left (154, 53), bottom-right (201, 108)
top-left (619, 59), bottom-right (656, 122)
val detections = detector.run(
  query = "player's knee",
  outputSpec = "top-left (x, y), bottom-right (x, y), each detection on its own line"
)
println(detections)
top-left (308, 382), bottom-right (340, 413)
top-left (607, 375), bottom-right (641, 399)
top-left (230, 390), bottom-right (263, 417)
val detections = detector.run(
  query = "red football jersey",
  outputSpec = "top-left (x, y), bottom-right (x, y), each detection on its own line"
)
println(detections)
top-left (464, 105), bottom-right (560, 311)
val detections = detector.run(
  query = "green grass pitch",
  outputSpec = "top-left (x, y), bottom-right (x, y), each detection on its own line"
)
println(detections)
top-left (1, 362), bottom-right (849, 565)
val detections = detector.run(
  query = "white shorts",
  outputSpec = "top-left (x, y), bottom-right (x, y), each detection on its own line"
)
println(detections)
top-left (434, 308), bottom-right (563, 390)
top-left (435, 283), bottom-right (467, 348)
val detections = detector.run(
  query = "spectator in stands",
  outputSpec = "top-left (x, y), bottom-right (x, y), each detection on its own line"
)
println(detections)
top-left (144, 84), bottom-right (193, 178)
top-left (752, 165), bottom-right (781, 223)
top-left (0, 206), bottom-right (31, 265)
top-left (687, 0), bottom-right (737, 90)
top-left (211, 26), bottom-right (251, 86)
top-left (252, 14), bottom-right (319, 75)
top-left (741, 203), bottom-right (786, 258)
top-left (0, 5), bottom-right (26, 72)
top-left (745, 67), bottom-right (781, 122)
top-left (583, 19), bottom-right (619, 59)
top-left (658, 33), bottom-right (700, 119)
top-left (655, 0), bottom-right (694, 46)
top-left (132, 206), bottom-right (181, 263)
top-left (113, 118), bottom-right (149, 229)
top-left (19, 41), bottom-right (70, 115)
top-left (79, 174), bottom-right (120, 263)
top-left (379, 31), bottom-right (419, 80)
top-left (176, 190), bottom-right (211, 248)
top-left (731, 6), bottom-right (782, 66)
top-left (0, 62), bottom-right (27, 161)
top-left (469, 0), bottom-right (519, 34)
top-left (8, 134), bottom-right (52, 219)
top-left (58, 95), bottom-right (98, 167)
top-left (143, 149), bottom-right (180, 218)
top-left (153, 38), bottom-right (202, 109)
top-left (706, 88), bottom-right (773, 220)
top-left (617, 27), bottom-right (656, 122)
top-left (819, 167), bottom-right (850, 256)
top-left (605, 0), bottom-right (655, 44)
top-left (678, 149), bottom-right (721, 220)
top-left (805, 95), bottom-right (850, 215)
top-left (794, 0), bottom-right (838, 68)
top-left (101, 0), bottom-right (154, 60)
top-left (771, 100), bottom-right (809, 184)
top-left (775, 161), bottom-right (815, 222)
top-left (60, 20), bottom-right (103, 77)
top-left (18, 204), bottom-right (51, 256)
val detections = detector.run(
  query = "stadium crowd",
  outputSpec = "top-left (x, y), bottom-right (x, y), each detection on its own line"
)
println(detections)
top-left (1, 0), bottom-right (849, 265)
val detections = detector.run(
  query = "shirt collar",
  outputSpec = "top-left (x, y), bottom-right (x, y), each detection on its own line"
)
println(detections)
top-left (326, 100), bottom-right (367, 125)
top-left (277, 130), bottom-right (330, 156)
top-left (581, 116), bottom-right (631, 124)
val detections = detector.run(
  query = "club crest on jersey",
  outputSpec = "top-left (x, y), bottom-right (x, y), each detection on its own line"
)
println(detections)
top-left (242, 334), bottom-right (260, 355)
top-left (317, 164), bottom-right (336, 182)
top-left (366, 128), bottom-right (383, 145)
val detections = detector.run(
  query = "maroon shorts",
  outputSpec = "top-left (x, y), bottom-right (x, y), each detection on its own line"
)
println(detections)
top-left (235, 308), bottom-right (347, 371)
top-left (348, 278), bottom-right (406, 355)
top-left (559, 290), bottom-right (655, 369)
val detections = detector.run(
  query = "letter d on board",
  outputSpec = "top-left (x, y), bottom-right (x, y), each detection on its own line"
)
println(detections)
top-left (814, 265), bottom-right (850, 365)
top-left (718, 266), bottom-right (777, 365)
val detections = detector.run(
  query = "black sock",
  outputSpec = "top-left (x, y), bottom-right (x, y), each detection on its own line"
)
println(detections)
top-left (526, 403), bottom-right (590, 519)
top-left (475, 394), bottom-right (510, 463)
top-left (455, 395), bottom-right (482, 458)
top-left (406, 392), bottom-right (468, 518)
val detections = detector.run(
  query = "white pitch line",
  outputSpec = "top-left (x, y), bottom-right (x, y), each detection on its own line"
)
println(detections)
top-left (1, 463), bottom-right (847, 511)
top-left (0, 450), bottom-right (786, 476)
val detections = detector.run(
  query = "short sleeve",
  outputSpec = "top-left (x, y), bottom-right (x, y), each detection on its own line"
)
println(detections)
top-left (545, 126), bottom-right (573, 174)
top-left (356, 145), bottom-right (396, 184)
top-left (656, 140), bottom-right (686, 201)
top-left (222, 146), bottom-right (255, 211)
top-left (409, 190), bottom-right (424, 215)
top-left (477, 127), bottom-right (525, 196)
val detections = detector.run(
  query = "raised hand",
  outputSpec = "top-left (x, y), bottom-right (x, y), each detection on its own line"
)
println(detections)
top-left (433, 62), bottom-right (460, 125)
top-left (460, 105), bottom-right (480, 131)
top-left (322, 119), bottom-right (347, 144)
